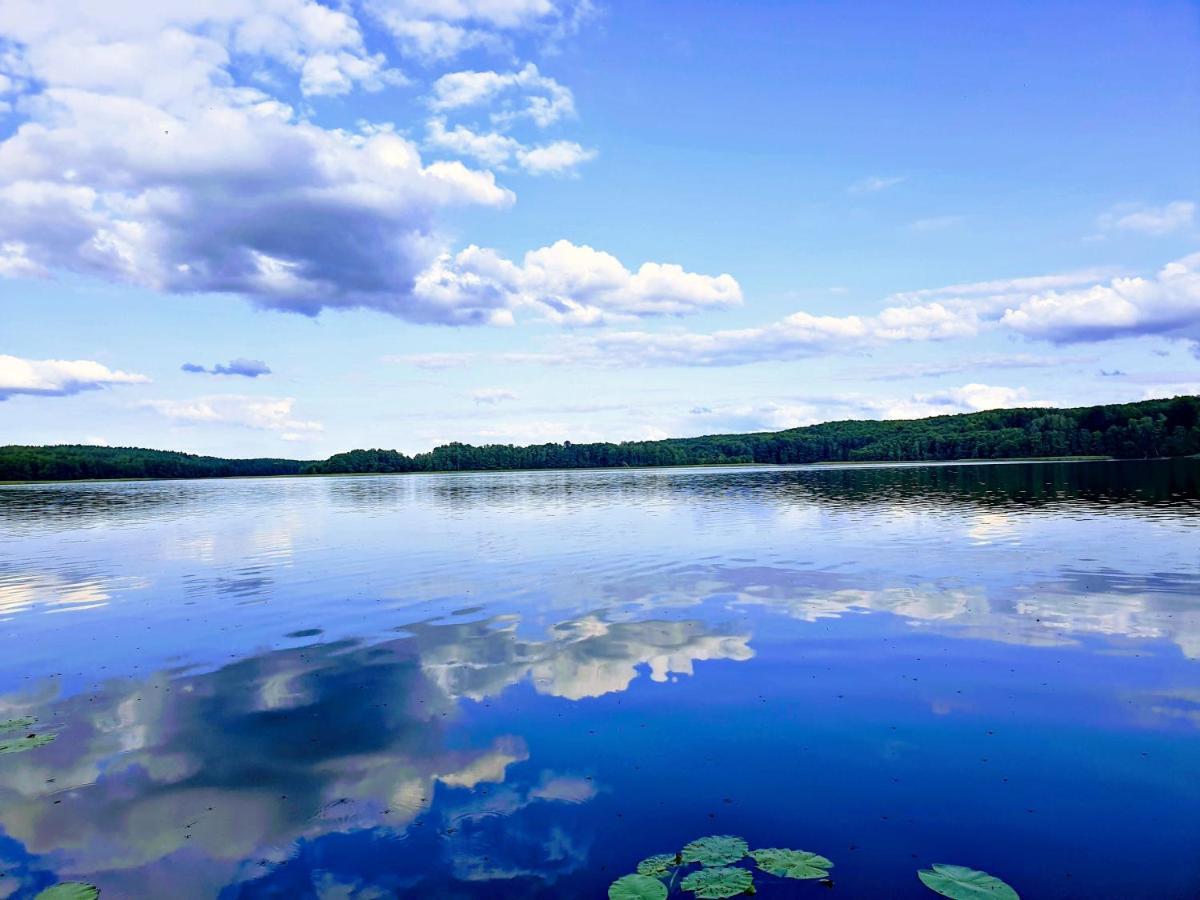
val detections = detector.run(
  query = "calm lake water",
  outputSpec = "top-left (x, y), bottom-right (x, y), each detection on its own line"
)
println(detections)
top-left (1, 459), bottom-right (1198, 899)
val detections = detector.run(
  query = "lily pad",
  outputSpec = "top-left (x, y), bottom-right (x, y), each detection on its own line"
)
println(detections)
top-left (681, 835), bottom-right (749, 867)
top-left (918, 864), bottom-right (1019, 899)
top-left (637, 853), bottom-right (680, 877)
top-left (750, 847), bottom-right (833, 880)
top-left (680, 866), bottom-right (754, 898)
top-left (34, 884), bottom-right (100, 900)
top-left (0, 716), bottom-right (37, 733)
top-left (0, 732), bottom-right (56, 754)
top-left (609, 873), bottom-right (668, 900)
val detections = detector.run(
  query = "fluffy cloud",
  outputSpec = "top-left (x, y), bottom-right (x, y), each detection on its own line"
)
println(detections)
top-left (416, 240), bottom-right (743, 325)
top-left (515, 139), bottom-right (595, 174)
top-left (562, 299), bottom-right (974, 366)
top-left (882, 383), bottom-right (1052, 419)
top-left (429, 63), bottom-right (574, 126)
top-left (143, 394), bottom-right (323, 439)
top-left (0, 1), bottom-right (525, 325)
top-left (0, 354), bottom-right (149, 400)
top-left (539, 255), bottom-right (1199, 368)
top-left (1098, 201), bottom-right (1195, 236)
top-left (365, 0), bottom-right (575, 61)
top-left (426, 117), bottom-right (595, 175)
top-left (1000, 252), bottom-right (1200, 348)
top-left (182, 358), bottom-right (272, 377)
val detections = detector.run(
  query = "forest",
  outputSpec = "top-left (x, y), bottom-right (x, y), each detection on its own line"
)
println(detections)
top-left (2, 395), bottom-right (1197, 482)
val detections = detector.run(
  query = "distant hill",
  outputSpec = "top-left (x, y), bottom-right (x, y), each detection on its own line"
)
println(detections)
top-left (2, 395), bottom-right (1197, 482)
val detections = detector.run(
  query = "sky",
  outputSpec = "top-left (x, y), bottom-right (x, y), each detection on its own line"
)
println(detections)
top-left (1, 0), bottom-right (1198, 459)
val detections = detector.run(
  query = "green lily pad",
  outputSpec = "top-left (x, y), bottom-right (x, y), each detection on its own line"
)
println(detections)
top-left (918, 864), bottom-right (1019, 899)
top-left (609, 873), bottom-right (668, 900)
top-left (34, 884), bottom-right (101, 900)
top-left (0, 732), bottom-right (56, 754)
top-left (681, 835), bottom-right (749, 867)
top-left (680, 866), bottom-right (754, 898)
top-left (637, 853), bottom-right (680, 877)
top-left (750, 847), bottom-right (833, 879)
top-left (0, 716), bottom-right (37, 734)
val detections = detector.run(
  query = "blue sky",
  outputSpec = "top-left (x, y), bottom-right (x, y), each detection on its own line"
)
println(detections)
top-left (1, 0), bottom-right (1198, 457)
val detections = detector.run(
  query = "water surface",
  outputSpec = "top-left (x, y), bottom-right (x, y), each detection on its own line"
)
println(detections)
top-left (1, 459), bottom-right (1198, 898)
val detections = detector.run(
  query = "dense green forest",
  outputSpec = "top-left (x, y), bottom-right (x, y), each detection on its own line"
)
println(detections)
top-left (2, 395), bottom-right (1197, 482)
top-left (0, 445), bottom-right (306, 482)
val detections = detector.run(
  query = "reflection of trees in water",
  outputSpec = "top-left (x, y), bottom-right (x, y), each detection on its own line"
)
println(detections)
top-left (419, 458), bottom-right (1200, 515)
top-left (0, 612), bottom-right (752, 897)
top-left (2, 460), bottom-right (1195, 531)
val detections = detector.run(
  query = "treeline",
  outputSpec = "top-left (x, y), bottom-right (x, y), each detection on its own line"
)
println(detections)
top-left (304, 395), bottom-right (1200, 474)
top-left (0, 445), bottom-right (305, 482)
top-left (2, 396), bottom-right (1197, 482)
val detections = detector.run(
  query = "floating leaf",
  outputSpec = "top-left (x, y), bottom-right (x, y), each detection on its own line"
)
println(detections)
top-left (918, 864), bottom-right (1019, 900)
top-left (609, 873), bottom-right (668, 900)
top-left (0, 716), bottom-right (37, 734)
top-left (681, 835), bottom-right (749, 867)
top-left (680, 866), bottom-right (754, 898)
top-left (637, 853), bottom-right (680, 878)
top-left (751, 847), bottom-right (833, 880)
top-left (34, 884), bottom-right (100, 900)
top-left (0, 732), bottom-right (56, 755)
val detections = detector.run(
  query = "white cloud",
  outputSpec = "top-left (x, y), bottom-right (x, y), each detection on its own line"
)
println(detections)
top-left (515, 140), bottom-right (595, 175)
top-left (471, 387), bottom-right (518, 404)
top-left (0, 1), bottom-right (529, 325)
top-left (886, 268), bottom-right (1118, 307)
top-left (1098, 201), bottom-right (1195, 236)
top-left (365, 0), bottom-right (568, 61)
top-left (429, 63), bottom-right (574, 126)
top-left (882, 383), bottom-right (1053, 419)
top-left (1000, 252), bottom-right (1200, 347)
top-left (560, 300), bottom-right (975, 366)
top-left (426, 118), bottom-right (595, 175)
top-left (0, 354), bottom-right (149, 400)
top-left (415, 240), bottom-right (742, 325)
top-left (848, 175), bottom-right (904, 194)
top-left (142, 394), bottom-right (323, 436)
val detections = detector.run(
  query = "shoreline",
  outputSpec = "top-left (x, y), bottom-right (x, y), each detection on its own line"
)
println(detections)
top-left (0, 454), bottom-right (1134, 487)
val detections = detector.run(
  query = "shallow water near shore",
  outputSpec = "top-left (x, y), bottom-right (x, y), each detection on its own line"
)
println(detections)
top-left (1, 458), bottom-right (1198, 898)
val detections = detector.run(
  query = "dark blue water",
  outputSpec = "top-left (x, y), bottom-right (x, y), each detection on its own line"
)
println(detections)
top-left (0, 459), bottom-right (1197, 898)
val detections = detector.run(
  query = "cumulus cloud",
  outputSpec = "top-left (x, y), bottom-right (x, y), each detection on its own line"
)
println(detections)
top-left (471, 387), bottom-right (517, 404)
top-left (536, 254), bottom-right (1199, 369)
top-left (429, 63), bottom-right (574, 126)
top-left (365, 0), bottom-right (581, 61)
top-left (515, 140), bottom-right (596, 175)
top-left (0, 2), bottom-right (525, 325)
top-left (142, 394), bottom-right (323, 438)
top-left (1098, 201), bottom-right (1195, 236)
top-left (416, 240), bottom-right (743, 325)
top-left (0, 354), bottom-right (149, 400)
top-left (1000, 252), bottom-right (1200, 348)
top-left (883, 383), bottom-right (1053, 419)
top-left (558, 299), bottom-right (975, 366)
top-left (426, 117), bottom-right (595, 175)
top-left (181, 358), bottom-right (272, 378)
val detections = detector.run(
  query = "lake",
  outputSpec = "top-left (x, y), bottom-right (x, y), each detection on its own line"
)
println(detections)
top-left (1, 459), bottom-right (1198, 898)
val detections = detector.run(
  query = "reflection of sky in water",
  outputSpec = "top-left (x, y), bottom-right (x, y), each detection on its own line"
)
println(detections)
top-left (0, 459), bottom-right (1197, 897)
